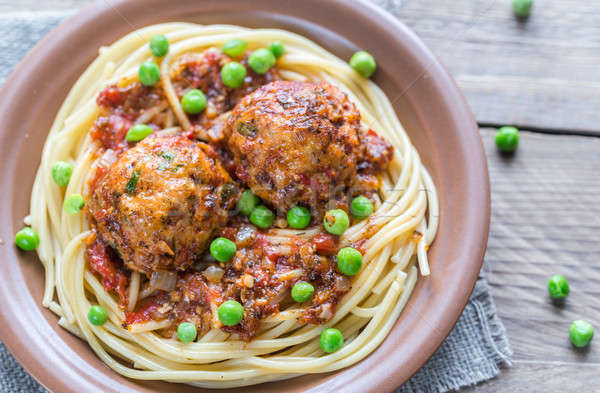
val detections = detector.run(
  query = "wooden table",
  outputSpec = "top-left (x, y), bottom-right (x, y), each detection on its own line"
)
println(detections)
top-left (3, 0), bottom-right (599, 391)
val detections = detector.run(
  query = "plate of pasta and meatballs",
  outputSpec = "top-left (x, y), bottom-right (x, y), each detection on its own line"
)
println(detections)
top-left (0, 1), bottom-right (490, 392)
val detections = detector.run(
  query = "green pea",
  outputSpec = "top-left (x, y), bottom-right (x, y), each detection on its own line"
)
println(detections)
top-left (181, 89), bottom-right (207, 115)
top-left (14, 227), bottom-right (40, 251)
top-left (238, 189), bottom-right (260, 216)
top-left (512, 0), bottom-right (533, 18)
top-left (548, 274), bottom-right (570, 300)
top-left (250, 205), bottom-right (274, 229)
top-left (126, 124), bottom-right (153, 142)
top-left (269, 41), bottom-right (285, 58)
top-left (221, 61), bottom-right (247, 88)
top-left (210, 237), bottom-right (237, 262)
top-left (149, 34), bottom-right (169, 57)
top-left (218, 300), bottom-right (244, 326)
top-left (248, 48), bottom-right (276, 74)
top-left (349, 51), bottom-right (376, 78)
top-left (291, 281), bottom-right (314, 303)
top-left (495, 126), bottom-right (519, 153)
top-left (177, 322), bottom-right (197, 342)
top-left (569, 320), bottom-right (594, 348)
top-left (287, 206), bottom-right (311, 229)
top-left (350, 195), bottom-right (374, 219)
top-left (337, 247), bottom-right (363, 276)
top-left (51, 161), bottom-right (73, 187)
top-left (323, 209), bottom-right (350, 236)
top-left (222, 38), bottom-right (247, 57)
top-left (138, 60), bottom-right (161, 86)
top-left (88, 305), bottom-right (108, 326)
top-left (63, 194), bottom-right (85, 215)
top-left (320, 328), bottom-right (344, 353)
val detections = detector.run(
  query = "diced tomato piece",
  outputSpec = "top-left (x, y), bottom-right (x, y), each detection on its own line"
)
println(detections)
top-left (97, 85), bottom-right (124, 107)
top-left (87, 239), bottom-right (129, 306)
top-left (312, 233), bottom-right (338, 256)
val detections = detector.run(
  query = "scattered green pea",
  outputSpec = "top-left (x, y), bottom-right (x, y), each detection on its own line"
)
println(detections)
top-left (149, 34), bottom-right (169, 57)
top-left (512, 0), bottom-right (534, 18)
top-left (287, 206), bottom-right (311, 229)
top-left (210, 237), bottom-right (237, 262)
top-left (126, 124), bottom-right (153, 142)
top-left (569, 320), bottom-right (594, 348)
top-left (548, 274), bottom-right (570, 300)
top-left (177, 322), bottom-right (198, 342)
top-left (248, 48), bottom-right (276, 74)
top-left (320, 328), bottom-right (344, 353)
top-left (222, 38), bottom-right (248, 57)
top-left (51, 161), bottom-right (73, 187)
top-left (291, 281), bottom-right (315, 303)
top-left (495, 126), bottom-right (519, 153)
top-left (269, 41), bottom-right (285, 58)
top-left (337, 247), bottom-right (363, 276)
top-left (88, 305), bottom-right (108, 326)
top-left (221, 61), bottom-right (247, 88)
top-left (350, 195), bottom-right (374, 219)
top-left (63, 194), bottom-right (85, 215)
top-left (138, 60), bottom-right (161, 86)
top-left (323, 209), bottom-right (350, 236)
top-left (349, 51), bottom-right (376, 78)
top-left (14, 227), bottom-right (40, 251)
top-left (181, 89), bottom-right (207, 115)
top-left (238, 189), bottom-right (260, 216)
top-left (250, 205), bottom-right (274, 229)
top-left (218, 300), bottom-right (244, 326)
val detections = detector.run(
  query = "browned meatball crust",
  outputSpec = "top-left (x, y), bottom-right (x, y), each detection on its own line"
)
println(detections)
top-left (88, 134), bottom-right (238, 274)
top-left (225, 80), bottom-right (389, 214)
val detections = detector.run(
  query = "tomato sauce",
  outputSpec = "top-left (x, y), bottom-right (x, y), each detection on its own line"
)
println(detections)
top-left (86, 237), bottom-right (129, 306)
top-left (124, 293), bottom-right (169, 325)
top-left (82, 52), bottom-right (388, 341)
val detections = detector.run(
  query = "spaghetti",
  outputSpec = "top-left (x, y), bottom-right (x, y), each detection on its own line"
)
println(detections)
top-left (27, 23), bottom-right (438, 387)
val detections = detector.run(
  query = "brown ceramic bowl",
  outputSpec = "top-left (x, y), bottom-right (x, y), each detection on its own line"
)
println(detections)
top-left (0, 0), bottom-right (489, 392)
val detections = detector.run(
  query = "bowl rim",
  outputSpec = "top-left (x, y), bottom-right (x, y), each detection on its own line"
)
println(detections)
top-left (0, 1), bottom-right (490, 392)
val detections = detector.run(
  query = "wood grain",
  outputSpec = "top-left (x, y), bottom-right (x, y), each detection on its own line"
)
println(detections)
top-left (0, 0), bottom-right (87, 12)
top-left (462, 128), bottom-right (600, 392)
top-left (459, 361), bottom-right (600, 393)
top-left (393, 0), bottom-right (600, 134)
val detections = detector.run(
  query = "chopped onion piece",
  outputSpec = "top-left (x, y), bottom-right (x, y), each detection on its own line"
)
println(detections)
top-left (236, 225), bottom-right (257, 248)
top-left (149, 271), bottom-right (177, 292)
top-left (203, 265), bottom-right (225, 282)
top-left (335, 275), bottom-right (351, 292)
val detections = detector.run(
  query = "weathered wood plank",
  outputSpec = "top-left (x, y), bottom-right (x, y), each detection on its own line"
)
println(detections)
top-left (392, 0), bottom-right (600, 133)
top-left (457, 362), bottom-right (600, 393)
top-left (474, 127), bottom-right (600, 391)
top-left (4, 0), bottom-right (600, 133)
top-left (0, 0), bottom-right (87, 12)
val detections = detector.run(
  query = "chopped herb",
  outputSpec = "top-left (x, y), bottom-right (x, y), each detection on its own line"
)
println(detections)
top-left (169, 164), bottom-right (184, 172)
top-left (160, 150), bottom-right (175, 161)
top-left (237, 121), bottom-right (257, 138)
top-left (126, 170), bottom-right (140, 194)
top-left (220, 182), bottom-right (238, 206)
top-left (157, 150), bottom-right (175, 170)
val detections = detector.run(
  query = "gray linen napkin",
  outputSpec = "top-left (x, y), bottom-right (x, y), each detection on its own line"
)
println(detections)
top-left (0, 10), bottom-right (511, 393)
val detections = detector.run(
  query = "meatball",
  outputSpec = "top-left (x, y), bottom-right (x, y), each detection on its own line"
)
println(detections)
top-left (225, 80), bottom-right (373, 214)
top-left (88, 134), bottom-right (238, 274)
